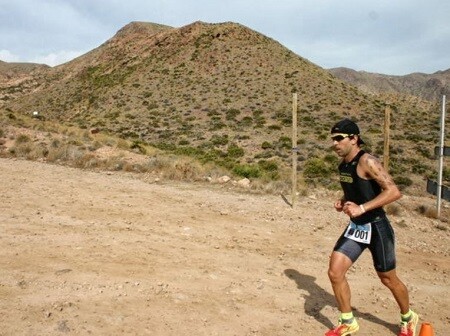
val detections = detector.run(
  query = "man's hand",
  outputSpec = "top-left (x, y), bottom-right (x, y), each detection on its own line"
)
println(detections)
top-left (343, 201), bottom-right (365, 218)
top-left (334, 199), bottom-right (345, 212)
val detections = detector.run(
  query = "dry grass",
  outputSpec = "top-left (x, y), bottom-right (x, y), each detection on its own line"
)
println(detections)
top-left (386, 203), bottom-right (401, 216)
top-left (415, 204), bottom-right (439, 219)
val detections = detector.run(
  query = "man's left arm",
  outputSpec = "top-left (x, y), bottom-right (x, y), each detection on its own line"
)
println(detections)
top-left (360, 153), bottom-right (402, 212)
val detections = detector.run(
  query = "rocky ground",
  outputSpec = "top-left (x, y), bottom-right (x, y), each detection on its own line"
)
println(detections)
top-left (0, 158), bottom-right (448, 335)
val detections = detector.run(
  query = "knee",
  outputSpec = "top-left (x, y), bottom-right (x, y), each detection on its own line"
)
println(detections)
top-left (328, 267), bottom-right (345, 284)
top-left (378, 272), bottom-right (399, 288)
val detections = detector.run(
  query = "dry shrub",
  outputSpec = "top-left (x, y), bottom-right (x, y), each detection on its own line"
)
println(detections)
top-left (9, 142), bottom-right (33, 157)
top-left (250, 179), bottom-right (290, 195)
top-left (74, 152), bottom-right (100, 169)
top-left (164, 159), bottom-right (205, 181)
top-left (396, 219), bottom-right (408, 228)
top-left (116, 138), bottom-right (130, 150)
top-left (15, 134), bottom-right (31, 144)
top-left (424, 207), bottom-right (438, 219)
top-left (416, 204), bottom-right (438, 219)
top-left (385, 203), bottom-right (401, 216)
top-left (8, 132), bottom-right (48, 161)
top-left (103, 156), bottom-right (127, 171)
top-left (46, 144), bottom-right (84, 163)
top-left (26, 143), bottom-right (49, 160)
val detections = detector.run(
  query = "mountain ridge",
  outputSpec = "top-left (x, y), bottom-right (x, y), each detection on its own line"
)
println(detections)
top-left (328, 66), bottom-right (450, 102)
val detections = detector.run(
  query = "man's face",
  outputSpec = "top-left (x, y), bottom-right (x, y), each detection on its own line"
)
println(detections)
top-left (331, 133), bottom-right (354, 158)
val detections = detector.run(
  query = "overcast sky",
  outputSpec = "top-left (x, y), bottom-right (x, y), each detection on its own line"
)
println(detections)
top-left (1, 0), bottom-right (449, 76)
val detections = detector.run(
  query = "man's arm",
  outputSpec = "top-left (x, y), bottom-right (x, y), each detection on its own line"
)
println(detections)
top-left (343, 153), bottom-right (401, 218)
top-left (359, 153), bottom-right (402, 211)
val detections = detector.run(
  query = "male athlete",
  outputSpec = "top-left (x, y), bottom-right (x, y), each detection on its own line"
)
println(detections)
top-left (325, 119), bottom-right (418, 336)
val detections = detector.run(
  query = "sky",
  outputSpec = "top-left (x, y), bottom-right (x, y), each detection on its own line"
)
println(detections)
top-left (0, 0), bottom-right (449, 76)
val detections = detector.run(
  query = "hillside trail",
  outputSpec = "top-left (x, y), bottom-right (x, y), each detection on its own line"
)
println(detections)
top-left (0, 158), bottom-right (448, 336)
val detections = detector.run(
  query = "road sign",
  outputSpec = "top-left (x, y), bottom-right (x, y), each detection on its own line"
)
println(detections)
top-left (434, 146), bottom-right (450, 157)
top-left (427, 178), bottom-right (450, 201)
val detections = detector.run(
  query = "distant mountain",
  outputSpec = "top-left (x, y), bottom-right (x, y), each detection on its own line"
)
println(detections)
top-left (0, 61), bottom-right (49, 102)
top-left (328, 67), bottom-right (450, 102)
top-left (0, 21), bottom-right (444, 188)
top-left (0, 60), bottom-right (49, 82)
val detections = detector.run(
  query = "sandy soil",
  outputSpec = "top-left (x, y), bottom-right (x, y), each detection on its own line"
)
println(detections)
top-left (0, 158), bottom-right (448, 335)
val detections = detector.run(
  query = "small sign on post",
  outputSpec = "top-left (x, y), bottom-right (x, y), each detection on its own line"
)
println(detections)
top-left (426, 179), bottom-right (450, 202)
top-left (434, 146), bottom-right (450, 157)
top-left (430, 94), bottom-right (448, 216)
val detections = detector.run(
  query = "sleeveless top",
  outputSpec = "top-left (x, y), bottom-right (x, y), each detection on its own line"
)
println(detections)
top-left (339, 150), bottom-right (385, 224)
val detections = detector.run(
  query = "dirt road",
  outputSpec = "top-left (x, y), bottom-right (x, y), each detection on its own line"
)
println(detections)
top-left (0, 158), bottom-right (448, 335)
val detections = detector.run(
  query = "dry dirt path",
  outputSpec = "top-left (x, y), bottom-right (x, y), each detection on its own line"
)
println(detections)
top-left (0, 158), bottom-right (448, 335)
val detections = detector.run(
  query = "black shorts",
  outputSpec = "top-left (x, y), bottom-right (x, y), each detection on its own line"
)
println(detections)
top-left (333, 216), bottom-right (396, 272)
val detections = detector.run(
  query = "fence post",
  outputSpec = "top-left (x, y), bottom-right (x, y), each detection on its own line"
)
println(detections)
top-left (436, 95), bottom-right (446, 217)
top-left (292, 93), bottom-right (298, 208)
top-left (383, 106), bottom-right (391, 171)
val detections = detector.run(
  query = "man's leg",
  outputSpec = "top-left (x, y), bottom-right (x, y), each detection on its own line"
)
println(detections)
top-left (328, 251), bottom-right (353, 313)
top-left (376, 269), bottom-right (409, 314)
top-left (325, 251), bottom-right (360, 335)
top-left (377, 270), bottom-right (419, 336)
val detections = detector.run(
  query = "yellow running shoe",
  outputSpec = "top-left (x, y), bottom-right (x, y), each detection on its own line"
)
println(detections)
top-left (398, 311), bottom-right (419, 336)
top-left (325, 319), bottom-right (359, 336)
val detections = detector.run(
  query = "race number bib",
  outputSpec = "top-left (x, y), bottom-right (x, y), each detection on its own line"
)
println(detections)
top-left (344, 221), bottom-right (372, 244)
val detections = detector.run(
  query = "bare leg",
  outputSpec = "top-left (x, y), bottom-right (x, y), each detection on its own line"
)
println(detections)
top-left (377, 269), bottom-right (410, 314)
top-left (328, 251), bottom-right (354, 313)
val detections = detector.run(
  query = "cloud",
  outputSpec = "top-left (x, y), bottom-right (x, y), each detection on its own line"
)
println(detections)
top-left (0, 0), bottom-right (449, 74)
top-left (31, 50), bottom-right (87, 67)
top-left (0, 50), bottom-right (19, 63)
top-left (0, 48), bottom-right (86, 67)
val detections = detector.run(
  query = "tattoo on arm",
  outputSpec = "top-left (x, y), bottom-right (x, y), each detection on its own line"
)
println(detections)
top-left (364, 155), bottom-right (395, 189)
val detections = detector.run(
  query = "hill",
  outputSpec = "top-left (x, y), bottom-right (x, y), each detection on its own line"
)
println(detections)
top-left (0, 60), bottom-right (50, 103)
top-left (328, 67), bottom-right (450, 102)
top-left (0, 21), bottom-right (448, 192)
top-left (0, 60), bottom-right (49, 82)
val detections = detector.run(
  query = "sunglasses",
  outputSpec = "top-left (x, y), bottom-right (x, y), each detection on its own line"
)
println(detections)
top-left (331, 133), bottom-right (353, 142)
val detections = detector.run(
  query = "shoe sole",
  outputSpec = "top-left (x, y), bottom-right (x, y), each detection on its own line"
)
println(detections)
top-left (325, 325), bottom-right (359, 336)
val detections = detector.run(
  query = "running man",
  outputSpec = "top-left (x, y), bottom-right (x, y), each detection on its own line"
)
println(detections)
top-left (325, 118), bottom-right (419, 336)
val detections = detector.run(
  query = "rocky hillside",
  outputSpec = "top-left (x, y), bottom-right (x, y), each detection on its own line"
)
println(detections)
top-left (0, 61), bottom-right (49, 103)
top-left (329, 67), bottom-right (450, 102)
top-left (0, 60), bottom-right (49, 82)
top-left (0, 21), bottom-right (447, 190)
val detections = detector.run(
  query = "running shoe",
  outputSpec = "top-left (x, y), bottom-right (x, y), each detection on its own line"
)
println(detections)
top-left (325, 319), bottom-right (359, 336)
top-left (398, 311), bottom-right (419, 336)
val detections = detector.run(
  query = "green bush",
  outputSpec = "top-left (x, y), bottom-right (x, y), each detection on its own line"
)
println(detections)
top-left (227, 143), bottom-right (244, 158)
top-left (225, 108), bottom-right (240, 120)
top-left (15, 134), bottom-right (31, 144)
top-left (258, 160), bottom-right (278, 172)
top-left (178, 139), bottom-right (190, 146)
top-left (303, 158), bottom-right (332, 179)
top-left (261, 141), bottom-right (273, 149)
top-left (211, 134), bottom-right (229, 146)
top-left (233, 164), bottom-right (261, 178)
top-left (393, 176), bottom-right (413, 189)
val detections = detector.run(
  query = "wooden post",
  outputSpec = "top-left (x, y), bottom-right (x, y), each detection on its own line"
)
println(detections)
top-left (383, 105), bottom-right (391, 171)
top-left (292, 93), bottom-right (298, 208)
